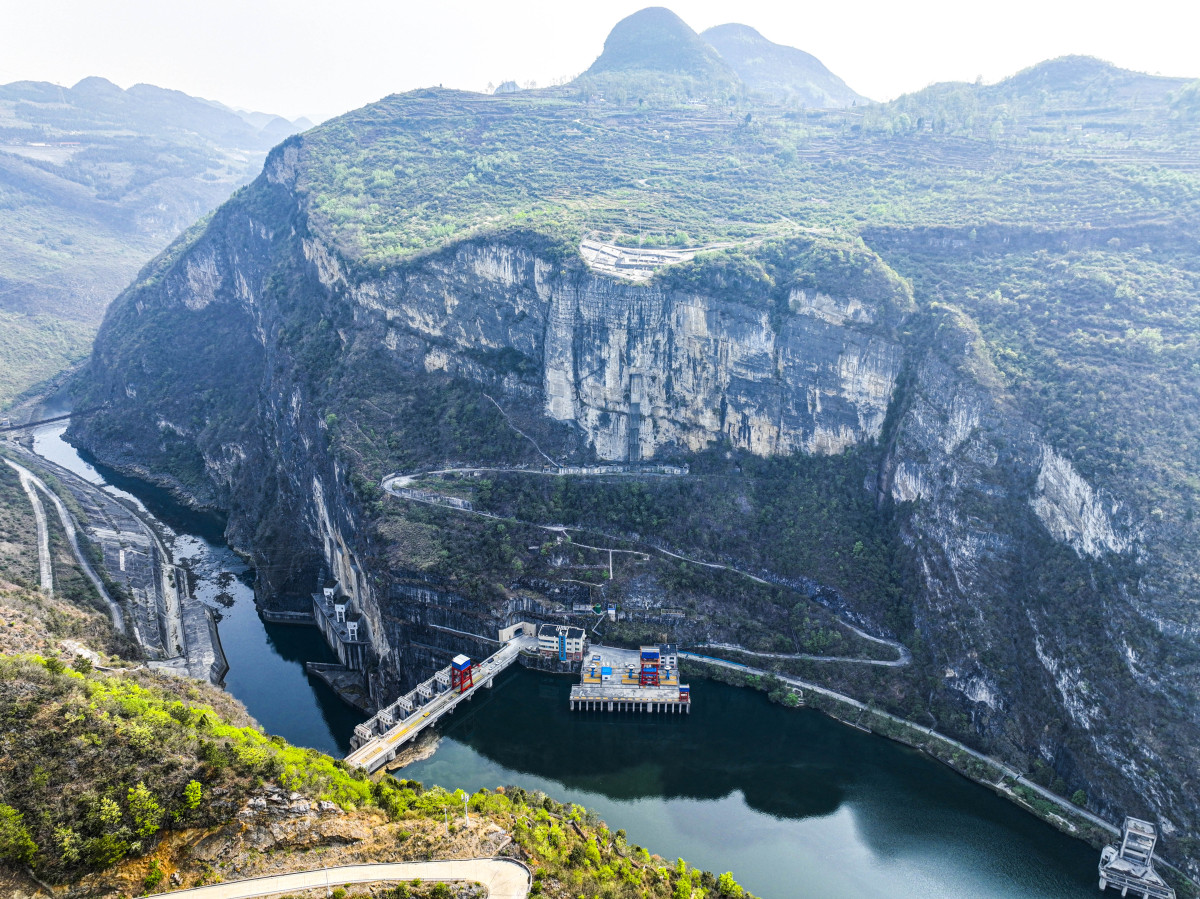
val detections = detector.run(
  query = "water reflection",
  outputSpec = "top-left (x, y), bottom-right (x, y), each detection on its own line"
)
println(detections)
top-left (404, 669), bottom-right (1097, 899)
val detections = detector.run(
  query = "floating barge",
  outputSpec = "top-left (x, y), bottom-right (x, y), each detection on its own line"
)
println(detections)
top-left (1099, 817), bottom-right (1175, 899)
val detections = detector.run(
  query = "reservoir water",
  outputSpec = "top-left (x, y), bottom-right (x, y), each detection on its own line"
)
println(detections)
top-left (31, 423), bottom-right (1100, 899)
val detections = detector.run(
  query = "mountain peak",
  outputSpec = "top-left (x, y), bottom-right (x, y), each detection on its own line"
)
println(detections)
top-left (71, 75), bottom-right (124, 94)
top-left (702, 23), bottom-right (765, 42)
top-left (1003, 55), bottom-right (1127, 91)
top-left (585, 6), bottom-right (735, 81)
top-left (993, 55), bottom-right (1190, 104)
top-left (701, 22), bottom-right (868, 107)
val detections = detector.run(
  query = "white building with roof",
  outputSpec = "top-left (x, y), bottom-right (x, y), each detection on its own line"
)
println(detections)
top-left (537, 623), bottom-right (587, 661)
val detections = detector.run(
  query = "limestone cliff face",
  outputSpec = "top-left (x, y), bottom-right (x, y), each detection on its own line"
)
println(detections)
top-left (880, 311), bottom-right (1198, 849)
top-left (71, 145), bottom-right (1200, 857)
top-left (1030, 446), bottom-right (1138, 558)
top-left (72, 152), bottom-right (910, 702)
top-left (349, 241), bottom-right (902, 462)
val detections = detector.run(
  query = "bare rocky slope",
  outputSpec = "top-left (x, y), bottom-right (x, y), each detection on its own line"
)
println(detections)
top-left (69, 34), bottom-right (1200, 876)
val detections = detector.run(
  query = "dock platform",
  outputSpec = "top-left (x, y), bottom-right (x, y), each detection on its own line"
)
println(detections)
top-left (570, 643), bottom-right (690, 713)
top-left (1099, 817), bottom-right (1175, 899)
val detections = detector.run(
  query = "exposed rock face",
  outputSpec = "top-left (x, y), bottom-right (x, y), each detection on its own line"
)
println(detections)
top-left (296, 192), bottom-right (904, 464)
top-left (360, 242), bottom-right (903, 460)
top-left (73, 154), bottom-right (908, 700)
top-left (71, 143), bottom-right (1199, 860)
top-left (879, 313), bottom-right (1199, 854)
top-left (1031, 446), bottom-right (1137, 558)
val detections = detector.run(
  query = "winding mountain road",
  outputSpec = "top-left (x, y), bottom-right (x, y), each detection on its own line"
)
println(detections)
top-left (697, 636), bottom-right (911, 667)
top-left (678, 646), bottom-right (1200, 895)
top-left (150, 859), bottom-right (530, 899)
top-left (678, 650), bottom-right (1130, 842)
top-left (5, 458), bottom-right (52, 594)
top-left (3, 456), bottom-right (123, 630)
top-left (382, 468), bottom-right (910, 667)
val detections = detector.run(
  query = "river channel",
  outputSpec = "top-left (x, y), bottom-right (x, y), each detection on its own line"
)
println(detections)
top-left (31, 423), bottom-right (1099, 899)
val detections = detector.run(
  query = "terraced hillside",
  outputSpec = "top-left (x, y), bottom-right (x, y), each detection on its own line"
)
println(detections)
top-left (0, 77), bottom-right (307, 407)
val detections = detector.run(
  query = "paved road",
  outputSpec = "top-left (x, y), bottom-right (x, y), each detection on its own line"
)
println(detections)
top-left (696, 638), bottom-right (910, 668)
top-left (13, 437), bottom-right (226, 682)
top-left (3, 456), bottom-right (123, 630)
top-left (689, 648), bottom-right (1198, 888)
top-left (383, 470), bottom-right (911, 668)
top-left (5, 458), bottom-right (52, 593)
top-left (150, 859), bottom-right (530, 899)
top-left (680, 650), bottom-right (1118, 834)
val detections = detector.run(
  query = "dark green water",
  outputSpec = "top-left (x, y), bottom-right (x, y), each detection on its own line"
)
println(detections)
top-left (31, 425), bottom-right (360, 756)
top-left (405, 667), bottom-right (1098, 899)
top-left (33, 423), bottom-right (1100, 899)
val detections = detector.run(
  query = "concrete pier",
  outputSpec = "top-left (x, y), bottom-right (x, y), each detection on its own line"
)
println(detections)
top-left (569, 643), bottom-right (691, 714)
top-left (570, 696), bottom-right (689, 713)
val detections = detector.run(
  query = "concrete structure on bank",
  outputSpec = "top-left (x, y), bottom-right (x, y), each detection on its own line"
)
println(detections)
top-left (312, 587), bottom-right (371, 671)
top-left (1098, 818), bottom-right (1175, 898)
top-left (537, 623), bottom-right (587, 662)
top-left (345, 632), bottom-right (536, 773)
top-left (6, 448), bottom-right (226, 684)
top-left (570, 643), bottom-right (690, 713)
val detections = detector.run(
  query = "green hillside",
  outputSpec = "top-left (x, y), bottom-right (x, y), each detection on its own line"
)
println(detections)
top-left (68, 7), bottom-right (1200, 882)
top-left (290, 69), bottom-right (1198, 266)
top-left (0, 77), bottom-right (305, 409)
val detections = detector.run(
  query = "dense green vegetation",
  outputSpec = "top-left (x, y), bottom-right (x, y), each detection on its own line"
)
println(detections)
top-left (294, 61), bottom-right (1198, 270)
top-left (0, 653), bottom-right (360, 878)
top-left (0, 649), bottom-right (757, 896)
top-left (0, 312), bottom-right (94, 410)
top-left (465, 447), bottom-right (915, 635)
top-left (878, 239), bottom-right (1200, 621)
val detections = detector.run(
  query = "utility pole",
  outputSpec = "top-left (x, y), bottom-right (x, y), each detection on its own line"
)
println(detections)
top-left (464, 793), bottom-right (470, 826)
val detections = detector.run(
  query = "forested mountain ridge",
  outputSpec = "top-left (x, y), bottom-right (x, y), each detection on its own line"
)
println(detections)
top-left (71, 7), bottom-right (1200, 878)
top-left (0, 76), bottom-right (306, 409)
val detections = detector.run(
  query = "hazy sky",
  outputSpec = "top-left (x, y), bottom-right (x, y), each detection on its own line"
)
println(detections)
top-left (2, 0), bottom-right (1197, 121)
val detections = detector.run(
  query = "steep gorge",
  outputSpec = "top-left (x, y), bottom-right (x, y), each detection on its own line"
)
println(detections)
top-left (72, 113), bottom-right (1200, 875)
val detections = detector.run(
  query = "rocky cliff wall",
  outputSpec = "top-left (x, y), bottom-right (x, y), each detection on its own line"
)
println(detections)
top-left (70, 147), bottom-right (1200, 860)
top-left (346, 239), bottom-right (904, 461)
top-left (72, 152), bottom-right (911, 686)
top-left (879, 309), bottom-right (1198, 852)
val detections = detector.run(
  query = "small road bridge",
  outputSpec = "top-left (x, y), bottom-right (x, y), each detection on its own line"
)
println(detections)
top-left (0, 406), bottom-right (104, 433)
top-left (345, 633), bottom-right (536, 773)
